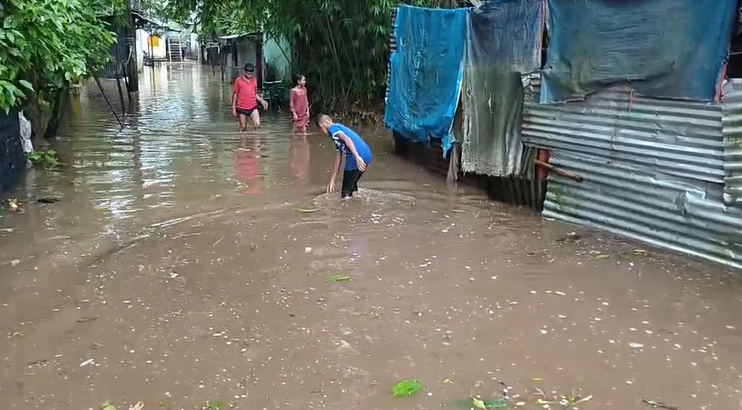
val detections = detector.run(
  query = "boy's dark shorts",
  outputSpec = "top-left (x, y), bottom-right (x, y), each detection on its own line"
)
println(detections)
top-left (341, 169), bottom-right (364, 198)
top-left (236, 107), bottom-right (256, 117)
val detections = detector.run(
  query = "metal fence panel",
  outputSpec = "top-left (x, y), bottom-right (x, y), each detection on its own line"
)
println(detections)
top-left (721, 79), bottom-right (742, 207)
top-left (523, 82), bottom-right (724, 184)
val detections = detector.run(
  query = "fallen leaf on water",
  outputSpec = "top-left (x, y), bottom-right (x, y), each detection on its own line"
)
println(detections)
top-left (391, 379), bottom-right (422, 396)
top-left (207, 401), bottom-right (223, 410)
top-left (328, 275), bottom-right (352, 283)
top-left (594, 254), bottom-right (610, 260)
top-left (472, 398), bottom-right (488, 410)
top-left (532, 376), bottom-right (543, 382)
top-left (443, 378), bottom-right (452, 384)
top-left (101, 402), bottom-right (117, 410)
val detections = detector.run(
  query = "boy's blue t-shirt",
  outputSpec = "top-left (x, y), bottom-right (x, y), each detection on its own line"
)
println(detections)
top-left (327, 123), bottom-right (373, 171)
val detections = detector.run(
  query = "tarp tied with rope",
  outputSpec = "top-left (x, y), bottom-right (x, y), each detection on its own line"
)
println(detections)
top-left (541, 0), bottom-right (737, 104)
top-left (462, 0), bottom-right (543, 176)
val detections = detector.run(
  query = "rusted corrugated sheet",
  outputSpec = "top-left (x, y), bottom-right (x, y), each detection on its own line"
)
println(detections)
top-left (721, 79), bottom-right (742, 207)
top-left (522, 83), bottom-right (725, 184)
top-left (523, 78), bottom-right (742, 268)
top-left (544, 151), bottom-right (742, 269)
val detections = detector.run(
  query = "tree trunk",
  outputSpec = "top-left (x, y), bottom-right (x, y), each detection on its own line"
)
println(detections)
top-left (44, 88), bottom-right (65, 139)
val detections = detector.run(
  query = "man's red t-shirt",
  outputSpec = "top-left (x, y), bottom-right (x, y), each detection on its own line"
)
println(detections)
top-left (233, 76), bottom-right (258, 110)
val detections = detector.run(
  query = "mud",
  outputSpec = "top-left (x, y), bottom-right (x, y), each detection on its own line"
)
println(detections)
top-left (1, 63), bottom-right (742, 410)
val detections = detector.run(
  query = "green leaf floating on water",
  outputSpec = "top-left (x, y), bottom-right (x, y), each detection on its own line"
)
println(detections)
top-left (328, 275), bottom-right (352, 283)
top-left (207, 401), bottom-right (224, 410)
top-left (392, 379), bottom-right (422, 396)
top-left (101, 402), bottom-right (117, 410)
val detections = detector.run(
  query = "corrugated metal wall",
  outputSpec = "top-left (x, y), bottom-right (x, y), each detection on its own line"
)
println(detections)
top-left (523, 84), bottom-right (724, 184)
top-left (522, 80), bottom-right (742, 268)
top-left (544, 151), bottom-right (742, 269)
top-left (722, 79), bottom-right (742, 207)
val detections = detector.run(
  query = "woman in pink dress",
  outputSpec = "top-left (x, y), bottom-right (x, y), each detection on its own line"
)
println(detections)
top-left (290, 74), bottom-right (310, 134)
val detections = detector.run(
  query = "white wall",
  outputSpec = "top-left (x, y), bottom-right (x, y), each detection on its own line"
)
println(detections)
top-left (137, 29), bottom-right (167, 61)
top-left (136, 29), bottom-right (145, 72)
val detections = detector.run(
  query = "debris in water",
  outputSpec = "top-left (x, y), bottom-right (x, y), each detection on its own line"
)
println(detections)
top-left (207, 401), bottom-right (224, 410)
top-left (130, 402), bottom-right (145, 410)
top-left (472, 398), bottom-right (488, 410)
top-left (101, 402), bottom-right (117, 410)
top-left (575, 395), bottom-right (593, 404)
top-left (629, 342), bottom-right (644, 349)
top-left (328, 275), bottom-right (352, 283)
top-left (452, 398), bottom-right (508, 409)
top-left (80, 358), bottom-right (95, 367)
top-left (391, 379), bottom-right (422, 396)
top-left (6, 198), bottom-right (21, 212)
top-left (642, 398), bottom-right (679, 410)
top-left (594, 253), bottom-right (610, 260)
top-left (293, 206), bottom-right (318, 213)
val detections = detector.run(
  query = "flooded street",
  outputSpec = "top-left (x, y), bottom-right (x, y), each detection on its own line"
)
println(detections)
top-left (2, 64), bottom-right (742, 410)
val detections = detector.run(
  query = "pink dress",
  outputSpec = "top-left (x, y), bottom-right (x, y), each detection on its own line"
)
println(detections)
top-left (290, 88), bottom-right (309, 132)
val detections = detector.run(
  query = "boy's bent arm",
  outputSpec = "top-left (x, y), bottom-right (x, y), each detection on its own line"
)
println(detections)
top-left (336, 132), bottom-right (362, 160)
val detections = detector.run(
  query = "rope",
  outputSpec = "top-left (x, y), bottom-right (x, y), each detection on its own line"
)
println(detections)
top-left (117, 46), bottom-right (135, 77)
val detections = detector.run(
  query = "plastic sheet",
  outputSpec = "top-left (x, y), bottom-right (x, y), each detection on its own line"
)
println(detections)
top-left (541, 0), bottom-right (737, 104)
top-left (462, 0), bottom-right (543, 176)
top-left (384, 5), bottom-right (469, 156)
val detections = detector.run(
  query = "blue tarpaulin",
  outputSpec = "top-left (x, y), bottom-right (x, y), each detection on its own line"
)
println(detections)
top-left (541, 0), bottom-right (737, 104)
top-left (384, 5), bottom-right (469, 156)
top-left (462, 0), bottom-right (543, 176)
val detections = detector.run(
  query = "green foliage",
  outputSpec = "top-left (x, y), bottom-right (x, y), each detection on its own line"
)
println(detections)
top-left (0, 0), bottom-right (123, 113)
top-left (166, 0), bottom-right (467, 114)
top-left (391, 379), bottom-right (423, 396)
top-left (26, 149), bottom-right (61, 169)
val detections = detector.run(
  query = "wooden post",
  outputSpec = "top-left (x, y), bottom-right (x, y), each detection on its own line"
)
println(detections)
top-left (256, 39), bottom-right (264, 89)
top-left (125, 0), bottom-right (139, 93)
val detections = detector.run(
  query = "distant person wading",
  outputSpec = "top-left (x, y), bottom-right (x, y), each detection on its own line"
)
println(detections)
top-left (232, 63), bottom-right (268, 131)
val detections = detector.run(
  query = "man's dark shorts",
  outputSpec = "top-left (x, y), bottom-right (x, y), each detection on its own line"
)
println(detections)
top-left (341, 169), bottom-right (364, 198)
top-left (236, 107), bottom-right (256, 117)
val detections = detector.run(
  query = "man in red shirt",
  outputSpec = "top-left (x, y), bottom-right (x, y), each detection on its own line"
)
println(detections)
top-left (232, 63), bottom-right (268, 131)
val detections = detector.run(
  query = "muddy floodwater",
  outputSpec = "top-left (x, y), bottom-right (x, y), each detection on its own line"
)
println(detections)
top-left (2, 64), bottom-right (742, 410)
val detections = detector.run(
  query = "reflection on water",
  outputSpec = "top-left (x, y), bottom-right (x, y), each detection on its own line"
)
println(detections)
top-left (9, 64), bottom-right (335, 230)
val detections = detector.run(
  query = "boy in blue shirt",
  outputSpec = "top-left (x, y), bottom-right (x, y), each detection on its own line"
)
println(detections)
top-left (317, 114), bottom-right (373, 199)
